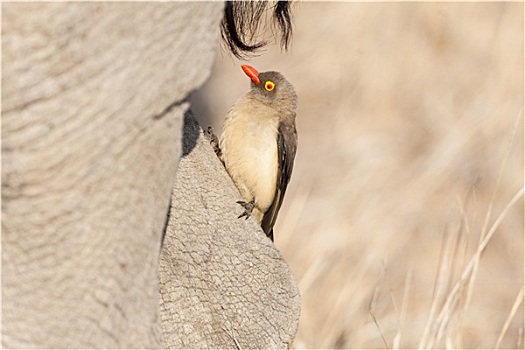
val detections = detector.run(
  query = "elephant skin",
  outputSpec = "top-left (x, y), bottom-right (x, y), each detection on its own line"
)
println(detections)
top-left (2, 2), bottom-right (300, 349)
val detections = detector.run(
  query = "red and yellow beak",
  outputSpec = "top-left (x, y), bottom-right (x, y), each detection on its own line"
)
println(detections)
top-left (241, 64), bottom-right (260, 85)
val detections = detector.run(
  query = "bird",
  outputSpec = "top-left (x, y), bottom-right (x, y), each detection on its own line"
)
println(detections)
top-left (219, 64), bottom-right (298, 241)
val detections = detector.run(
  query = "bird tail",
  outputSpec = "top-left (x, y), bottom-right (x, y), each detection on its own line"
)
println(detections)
top-left (267, 228), bottom-right (274, 242)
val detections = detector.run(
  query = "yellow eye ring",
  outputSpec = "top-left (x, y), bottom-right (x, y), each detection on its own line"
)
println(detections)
top-left (264, 81), bottom-right (275, 92)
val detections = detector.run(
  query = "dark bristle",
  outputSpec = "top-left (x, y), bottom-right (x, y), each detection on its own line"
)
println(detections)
top-left (220, 1), bottom-right (294, 59)
top-left (274, 1), bottom-right (293, 51)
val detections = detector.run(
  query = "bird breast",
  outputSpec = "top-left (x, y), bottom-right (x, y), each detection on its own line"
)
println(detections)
top-left (220, 97), bottom-right (279, 216)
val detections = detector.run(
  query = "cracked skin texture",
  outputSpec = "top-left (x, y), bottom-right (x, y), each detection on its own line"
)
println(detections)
top-left (1, 2), bottom-right (298, 349)
top-left (159, 111), bottom-right (301, 349)
top-left (2, 2), bottom-right (219, 347)
top-left (2, 3), bottom-right (300, 348)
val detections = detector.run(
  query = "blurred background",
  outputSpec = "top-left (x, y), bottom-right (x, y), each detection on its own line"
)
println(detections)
top-left (191, 3), bottom-right (523, 349)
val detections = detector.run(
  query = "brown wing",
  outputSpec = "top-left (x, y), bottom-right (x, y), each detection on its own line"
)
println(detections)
top-left (261, 122), bottom-right (297, 240)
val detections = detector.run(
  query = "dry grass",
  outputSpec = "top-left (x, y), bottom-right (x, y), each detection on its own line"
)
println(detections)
top-left (191, 3), bottom-right (524, 348)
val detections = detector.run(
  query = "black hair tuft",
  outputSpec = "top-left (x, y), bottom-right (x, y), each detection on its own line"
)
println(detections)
top-left (220, 1), bottom-right (294, 59)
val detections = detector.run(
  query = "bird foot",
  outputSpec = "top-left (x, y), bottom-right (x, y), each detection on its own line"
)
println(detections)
top-left (236, 200), bottom-right (255, 220)
top-left (206, 126), bottom-right (222, 159)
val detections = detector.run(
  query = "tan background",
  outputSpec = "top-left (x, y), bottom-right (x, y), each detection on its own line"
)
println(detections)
top-left (192, 3), bottom-right (524, 348)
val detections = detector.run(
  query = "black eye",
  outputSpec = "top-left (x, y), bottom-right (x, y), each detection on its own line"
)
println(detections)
top-left (265, 81), bottom-right (275, 91)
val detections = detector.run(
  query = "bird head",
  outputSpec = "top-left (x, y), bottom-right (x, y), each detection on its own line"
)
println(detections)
top-left (241, 64), bottom-right (297, 111)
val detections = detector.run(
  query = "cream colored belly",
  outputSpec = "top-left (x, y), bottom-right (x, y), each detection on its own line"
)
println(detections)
top-left (220, 117), bottom-right (278, 218)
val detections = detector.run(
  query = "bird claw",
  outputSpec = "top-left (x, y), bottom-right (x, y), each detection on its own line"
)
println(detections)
top-left (237, 200), bottom-right (255, 220)
top-left (206, 126), bottom-right (222, 158)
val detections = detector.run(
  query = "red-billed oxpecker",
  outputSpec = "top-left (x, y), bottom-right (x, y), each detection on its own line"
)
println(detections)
top-left (220, 65), bottom-right (298, 241)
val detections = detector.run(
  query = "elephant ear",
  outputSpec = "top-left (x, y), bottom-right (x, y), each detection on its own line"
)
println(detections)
top-left (158, 110), bottom-right (301, 349)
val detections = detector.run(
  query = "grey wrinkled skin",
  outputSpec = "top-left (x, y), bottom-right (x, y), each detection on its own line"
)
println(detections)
top-left (160, 111), bottom-right (300, 349)
top-left (2, 2), bottom-right (300, 349)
